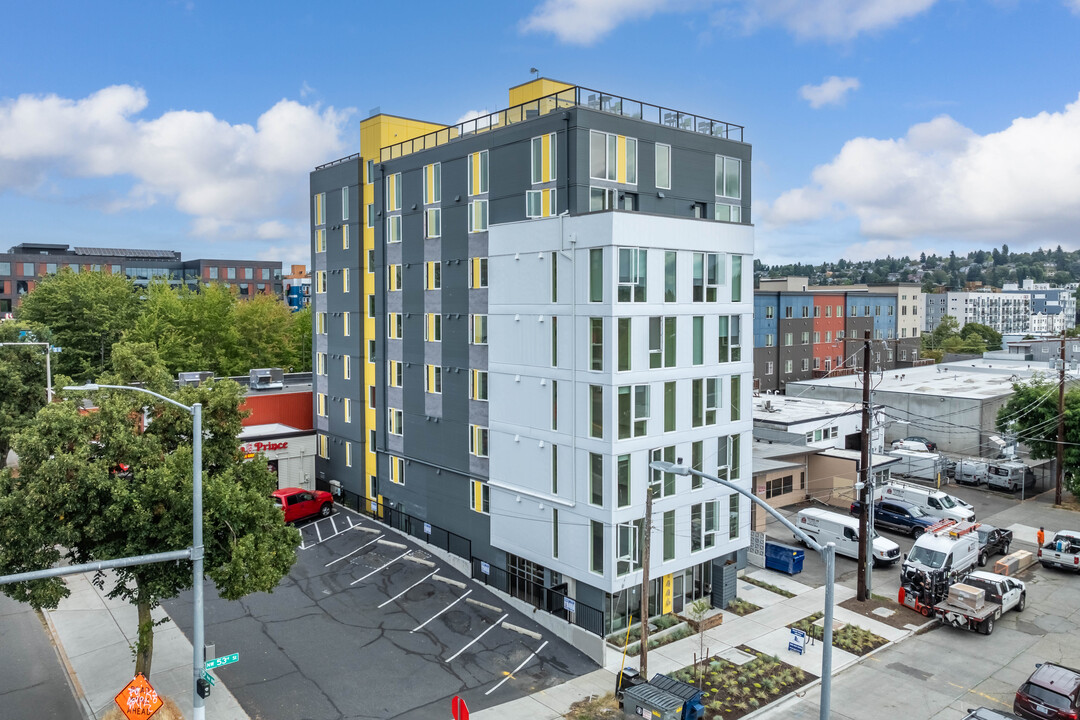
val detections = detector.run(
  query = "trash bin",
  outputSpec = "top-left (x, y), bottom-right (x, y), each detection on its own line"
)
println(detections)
top-left (764, 541), bottom-right (805, 575)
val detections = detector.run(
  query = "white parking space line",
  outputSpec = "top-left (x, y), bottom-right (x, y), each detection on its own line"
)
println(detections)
top-left (300, 517), bottom-right (366, 550)
top-left (330, 516), bottom-right (338, 534)
top-left (350, 551), bottom-right (411, 586)
top-left (485, 640), bottom-right (548, 696)
top-left (411, 590), bottom-right (473, 633)
top-left (445, 613), bottom-right (509, 663)
top-left (315, 521), bottom-right (323, 544)
top-left (325, 535), bottom-right (384, 568)
top-left (378, 571), bottom-right (438, 609)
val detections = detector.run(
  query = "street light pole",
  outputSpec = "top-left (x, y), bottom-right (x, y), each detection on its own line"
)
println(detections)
top-left (65, 383), bottom-right (205, 720)
top-left (649, 460), bottom-right (836, 720)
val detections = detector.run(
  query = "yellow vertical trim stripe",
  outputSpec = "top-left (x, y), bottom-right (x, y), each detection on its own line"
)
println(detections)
top-left (470, 153), bottom-right (481, 196)
top-left (616, 136), bottom-right (627, 184)
top-left (541, 133), bottom-right (552, 183)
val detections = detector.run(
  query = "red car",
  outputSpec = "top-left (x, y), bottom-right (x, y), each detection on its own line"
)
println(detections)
top-left (1014, 662), bottom-right (1080, 720)
top-left (272, 487), bottom-right (334, 523)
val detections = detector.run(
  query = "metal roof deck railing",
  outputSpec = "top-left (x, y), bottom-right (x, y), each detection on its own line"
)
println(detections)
top-left (378, 86), bottom-right (744, 163)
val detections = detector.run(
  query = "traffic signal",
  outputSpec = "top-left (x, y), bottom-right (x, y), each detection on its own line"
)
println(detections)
top-left (197, 678), bottom-right (211, 699)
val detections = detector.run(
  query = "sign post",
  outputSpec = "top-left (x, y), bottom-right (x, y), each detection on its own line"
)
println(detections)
top-left (452, 694), bottom-right (470, 720)
top-left (115, 673), bottom-right (163, 719)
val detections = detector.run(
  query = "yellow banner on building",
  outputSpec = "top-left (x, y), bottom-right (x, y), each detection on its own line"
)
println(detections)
top-left (662, 574), bottom-right (673, 615)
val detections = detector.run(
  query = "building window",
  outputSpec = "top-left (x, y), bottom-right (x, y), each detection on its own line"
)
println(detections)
top-left (617, 248), bottom-right (647, 302)
top-left (590, 130), bottom-right (618, 181)
top-left (388, 360), bottom-right (403, 387)
top-left (315, 271), bottom-right (326, 294)
top-left (318, 433), bottom-right (328, 459)
top-left (468, 150), bottom-right (489, 196)
top-left (590, 317), bottom-right (604, 371)
top-left (526, 189), bottom-right (556, 218)
top-left (551, 380), bottom-right (558, 430)
top-left (764, 333), bottom-right (774, 348)
top-left (617, 455), bottom-right (631, 508)
top-left (316, 312), bottom-right (327, 335)
top-left (343, 355), bottom-right (351, 380)
top-left (718, 434), bottom-right (741, 481)
top-left (367, 204), bottom-right (374, 229)
top-left (663, 510), bottom-right (675, 562)
top-left (344, 398), bottom-right (352, 423)
top-left (426, 365), bottom-right (442, 394)
top-left (425, 313), bottom-right (442, 342)
top-left (468, 200), bottom-right (488, 232)
top-left (342, 224), bottom-right (350, 249)
top-left (715, 156), bottom-right (741, 199)
top-left (424, 162), bottom-right (441, 204)
top-left (317, 393), bottom-right (326, 417)
top-left (470, 314), bottom-right (487, 344)
top-left (692, 378), bottom-right (719, 427)
top-left (765, 305), bottom-right (774, 319)
top-left (470, 425), bottom-right (489, 458)
top-left (470, 370), bottom-right (488, 401)
top-left (617, 520), bottom-right (642, 576)
top-left (651, 446), bottom-right (676, 498)
top-left (730, 375), bottom-right (741, 421)
top-left (388, 313), bottom-right (402, 339)
top-left (801, 331), bottom-right (810, 345)
top-left (388, 408), bottom-right (406, 436)
top-left (531, 133), bottom-right (556, 184)
top-left (589, 249), bottom-right (603, 302)
top-left (389, 456), bottom-right (404, 485)
top-left (729, 494), bottom-right (740, 539)
top-left (343, 268), bottom-right (350, 293)
top-left (589, 186), bottom-right (617, 211)
top-left (425, 208), bottom-right (441, 238)
top-left (315, 228), bottom-right (326, 253)
top-left (552, 508), bottom-right (559, 559)
top-left (316, 352), bottom-right (326, 376)
top-left (550, 251), bottom-right (558, 302)
top-left (618, 317), bottom-right (631, 372)
top-left (664, 381), bottom-right (676, 432)
top-left (343, 313), bottom-right (350, 337)
top-left (345, 441), bottom-right (352, 468)
top-left (649, 316), bottom-right (676, 368)
top-left (368, 340), bottom-right (376, 363)
top-left (590, 385), bottom-right (604, 438)
top-left (551, 445), bottom-right (559, 494)
top-left (783, 332), bottom-right (793, 347)
top-left (590, 452), bottom-right (604, 506)
top-left (385, 173), bottom-right (401, 211)
top-left (655, 143), bottom-right (671, 189)
top-left (692, 501), bottom-right (719, 551)
top-left (692, 252), bottom-right (722, 302)
top-left (618, 385), bottom-right (649, 439)
top-left (469, 257), bottom-right (488, 288)
top-left (731, 256), bottom-right (742, 302)
top-left (692, 316), bottom-right (704, 365)
top-left (590, 520), bottom-right (604, 575)
top-left (387, 264), bottom-right (402, 291)
top-left (664, 251), bottom-right (677, 302)
top-left (470, 480), bottom-right (490, 514)
top-left (314, 192), bottom-right (325, 226)
top-left (386, 215), bottom-right (401, 244)
top-left (551, 316), bottom-right (558, 367)
top-left (765, 361), bottom-right (774, 375)
top-left (425, 261), bottom-right (441, 290)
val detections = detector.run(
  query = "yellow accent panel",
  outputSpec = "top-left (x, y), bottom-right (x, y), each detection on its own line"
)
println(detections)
top-left (508, 78), bottom-right (575, 106)
top-left (541, 134), bottom-right (552, 183)
top-left (472, 480), bottom-right (483, 511)
top-left (470, 153), bottom-right (481, 195)
top-left (616, 136), bottom-right (627, 184)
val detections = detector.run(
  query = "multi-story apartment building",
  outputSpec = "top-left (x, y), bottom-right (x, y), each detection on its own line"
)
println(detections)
top-left (283, 264), bottom-right (311, 312)
top-left (0, 243), bottom-right (283, 313)
top-left (753, 278), bottom-right (922, 393)
top-left (310, 79), bottom-right (754, 632)
top-left (944, 291), bottom-right (1032, 334)
top-left (925, 283), bottom-right (1076, 336)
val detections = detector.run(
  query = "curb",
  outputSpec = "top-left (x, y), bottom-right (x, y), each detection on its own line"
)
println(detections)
top-left (40, 607), bottom-right (96, 720)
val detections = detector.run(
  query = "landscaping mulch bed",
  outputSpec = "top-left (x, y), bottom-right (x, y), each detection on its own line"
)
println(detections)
top-left (838, 594), bottom-right (919, 630)
top-left (741, 576), bottom-right (796, 598)
top-left (788, 612), bottom-right (888, 655)
top-left (606, 613), bottom-right (681, 649)
top-left (725, 597), bottom-right (762, 617)
top-left (626, 625), bottom-right (692, 656)
top-left (667, 646), bottom-right (815, 719)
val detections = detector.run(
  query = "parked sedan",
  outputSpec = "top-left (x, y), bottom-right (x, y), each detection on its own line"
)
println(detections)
top-left (977, 525), bottom-right (1014, 567)
top-left (1014, 663), bottom-right (1080, 720)
top-left (272, 487), bottom-right (334, 523)
top-left (904, 436), bottom-right (938, 452)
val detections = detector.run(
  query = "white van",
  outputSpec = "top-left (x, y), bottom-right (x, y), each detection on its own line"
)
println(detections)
top-left (880, 482), bottom-right (975, 522)
top-left (902, 520), bottom-right (981, 585)
top-left (795, 508), bottom-right (902, 565)
top-left (954, 459), bottom-right (989, 486)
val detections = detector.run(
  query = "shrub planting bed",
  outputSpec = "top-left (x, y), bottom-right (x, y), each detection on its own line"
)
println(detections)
top-left (667, 647), bottom-right (814, 719)
top-left (724, 597), bottom-right (761, 617)
top-left (788, 612), bottom-right (889, 655)
top-left (741, 576), bottom-right (796, 598)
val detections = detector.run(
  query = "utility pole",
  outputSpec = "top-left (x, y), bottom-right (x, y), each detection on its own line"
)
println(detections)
top-left (640, 487), bottom-right (653, 678)
top-left (857, 332), bottom-right (872, 602)
top-left (1057, 331), bottom-right (1066, 506)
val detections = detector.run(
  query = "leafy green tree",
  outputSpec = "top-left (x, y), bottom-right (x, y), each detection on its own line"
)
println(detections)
top-left (289, 305), bottom-right (313, 373)
top-left (15, 269), bottom-right (140, 381)
top-left (961, 322), bottom-right (1003, 351)
top-left (997, 376), bottom-right (1080, 500)
top-left (0, 323), bottom-right (50, 464)
top-left (0, 345), bottom-right (299, 678)
top-left (230, 294), bottom-right (301, 376)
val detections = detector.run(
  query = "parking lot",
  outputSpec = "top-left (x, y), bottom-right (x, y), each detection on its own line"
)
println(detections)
top-left (165, 505), bottom-right (595, 720)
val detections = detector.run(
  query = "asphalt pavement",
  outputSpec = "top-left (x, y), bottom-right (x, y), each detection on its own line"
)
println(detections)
top-left (0, 594), bottom-right (86, 719)
top-left (164, 506), bottom-right (596, 720)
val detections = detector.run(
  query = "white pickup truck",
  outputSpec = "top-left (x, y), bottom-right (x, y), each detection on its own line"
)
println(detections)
top-left (933, 571), bottom-right (1026, 635)
top-left (1038, 530), bottom-right (1080, 572)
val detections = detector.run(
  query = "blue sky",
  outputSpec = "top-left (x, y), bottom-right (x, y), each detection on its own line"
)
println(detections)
top-left (2, 0), bottom-right (1079, 266)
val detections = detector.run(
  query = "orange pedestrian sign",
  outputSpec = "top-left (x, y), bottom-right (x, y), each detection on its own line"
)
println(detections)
top-left (114, 673), bottom-right (163, 719)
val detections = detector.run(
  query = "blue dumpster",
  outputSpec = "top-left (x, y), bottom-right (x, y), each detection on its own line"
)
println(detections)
top-left (764, 541), bottom-right (805, 575)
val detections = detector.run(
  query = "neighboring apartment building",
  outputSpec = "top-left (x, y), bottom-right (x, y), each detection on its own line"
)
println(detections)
top-left (925, 283), bottom-right (1077, 336)
top-left (0, 243), bottom-right (283, 313)
top-left (944, 291), bottom-right (1032, 334)
top-left (753, 278), bottom-right (922, 393)
top-left (310, 79), bottom-right (754, 632)
top-left (283, 264), bottom-right (311, 312)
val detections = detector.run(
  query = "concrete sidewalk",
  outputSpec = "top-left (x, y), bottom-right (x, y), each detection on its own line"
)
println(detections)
top-left (42, 573), bottom-right (249, 720)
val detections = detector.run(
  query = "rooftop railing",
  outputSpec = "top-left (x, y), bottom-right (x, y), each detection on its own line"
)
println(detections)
top-left (377, 86), bottom-right (744, 163)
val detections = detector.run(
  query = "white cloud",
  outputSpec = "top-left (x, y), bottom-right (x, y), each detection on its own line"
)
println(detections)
top-left (800, 76), bottom-right (860, 108)
top-left (523, 0), bottom-right (939, 45)
top-left (767, 94), bottom-right (1080, 245)
top-left (1067, 0), bottom-right (1080, 14)
top-left (0, 85), bottom-right (353, 241)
